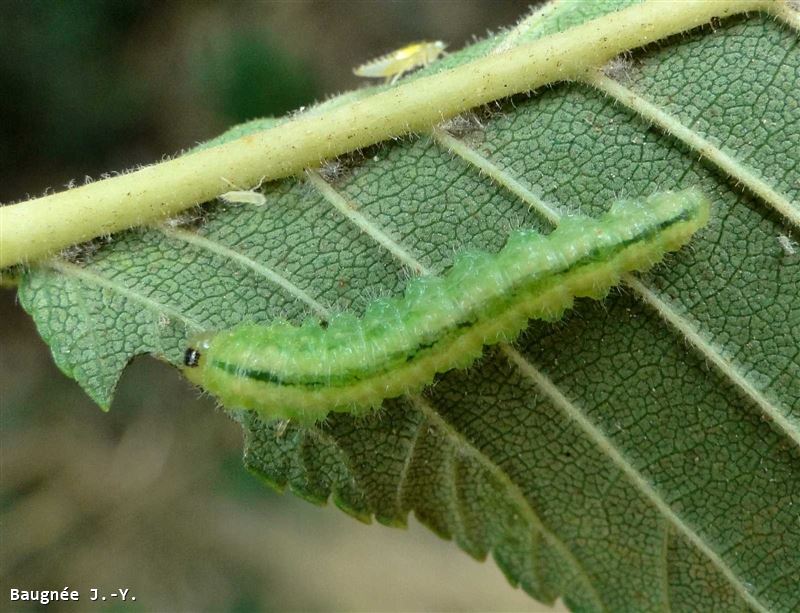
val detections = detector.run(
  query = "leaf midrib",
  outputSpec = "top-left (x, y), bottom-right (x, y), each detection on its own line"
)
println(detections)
top-left (50, 120), bottom-right (782, 611)
top-left (34, 5), bottom-right (799, 611)
top-left (1, 0), bottom-right (781, 268)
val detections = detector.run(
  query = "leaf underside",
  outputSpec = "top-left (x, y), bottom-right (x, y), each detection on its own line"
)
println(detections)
top-left (17, 3), bottom-right (800, 611)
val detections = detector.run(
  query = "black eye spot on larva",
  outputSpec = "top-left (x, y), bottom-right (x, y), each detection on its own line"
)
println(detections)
top-left (319, 319), bottom-right (329, 329)
top-left (184, 348), bottom-right (201, 367)
top-left (182, 190), bottom-right (708, 424)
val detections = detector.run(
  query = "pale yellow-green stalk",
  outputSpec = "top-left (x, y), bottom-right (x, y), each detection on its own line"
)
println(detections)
top-left (0, 0), bottom-right (780, 268)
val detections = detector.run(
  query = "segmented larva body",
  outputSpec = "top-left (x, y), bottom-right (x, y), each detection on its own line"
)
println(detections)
top-left (183, 188), bottom-right (710, 423)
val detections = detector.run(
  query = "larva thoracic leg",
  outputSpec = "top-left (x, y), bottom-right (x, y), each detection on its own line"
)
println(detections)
top-left (183, 188), bottom-right (710, 423)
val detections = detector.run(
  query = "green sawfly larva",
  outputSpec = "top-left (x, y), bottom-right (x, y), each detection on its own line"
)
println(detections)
top-left (183, 188), bottom-right (710, 423)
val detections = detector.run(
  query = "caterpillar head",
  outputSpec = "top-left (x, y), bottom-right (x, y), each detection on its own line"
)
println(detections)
top-left (184, 347), bottom-right (202, 367)
top-left (183, 333), bottom-right (215, 369)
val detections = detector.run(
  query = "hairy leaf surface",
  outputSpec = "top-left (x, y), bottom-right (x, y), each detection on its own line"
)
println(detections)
top-left (17, 3), bottom-right (800, 611)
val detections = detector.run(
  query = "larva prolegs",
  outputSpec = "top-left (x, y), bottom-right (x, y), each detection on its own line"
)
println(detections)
top-left (183, 188), bottom-right (710, 423)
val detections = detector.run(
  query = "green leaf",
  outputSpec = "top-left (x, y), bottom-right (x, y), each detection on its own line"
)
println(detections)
top-left (16, 3), bottom-right (799, 611)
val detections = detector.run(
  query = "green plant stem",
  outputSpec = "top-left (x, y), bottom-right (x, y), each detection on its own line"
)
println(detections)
top-left (0, 0), bottom-right (775, 268)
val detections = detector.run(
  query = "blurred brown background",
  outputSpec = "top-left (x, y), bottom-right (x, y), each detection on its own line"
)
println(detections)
top-left (1, 1), bottom-right (562, 611)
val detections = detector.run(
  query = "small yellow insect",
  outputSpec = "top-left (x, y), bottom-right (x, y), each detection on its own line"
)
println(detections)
top-left (353, 40), bottom-right (447, 84)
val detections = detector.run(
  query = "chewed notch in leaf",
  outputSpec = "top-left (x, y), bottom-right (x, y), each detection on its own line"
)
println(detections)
top-left (182, 188), bottom-right (710, 423)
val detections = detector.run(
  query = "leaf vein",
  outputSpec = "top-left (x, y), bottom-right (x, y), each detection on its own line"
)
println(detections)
top-left (308, 426), bottom-right (369, 515)
top-left (585, 71), bottom-right (800, 229)
top-left (446, 444), bottom-right (467, 547)
top-left (49, 260), bottom-right (203, 331)
top-left (305, 170), bottom-right (430, 275)
top-left (501, 345), bottom-right (771, 613)
top-left (160, 226), bottom-right (330, 320)
top-left (431, 128), bottom-right (800, 451)
top-left (660, 522), bottom-right (672, 613)
top-left (412, 395), bottom-right (605, 611)
top-left (394, 415), bottom-right (425, 521)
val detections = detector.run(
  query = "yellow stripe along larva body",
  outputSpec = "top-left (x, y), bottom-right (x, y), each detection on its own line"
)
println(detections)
top-left (183, 188), bottom-right (710, 423)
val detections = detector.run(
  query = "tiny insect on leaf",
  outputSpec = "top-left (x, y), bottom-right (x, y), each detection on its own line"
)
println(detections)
top-left (354, 40), bottom-right (447, 84)
top-left (219, 190), bottom-right (268, 206)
